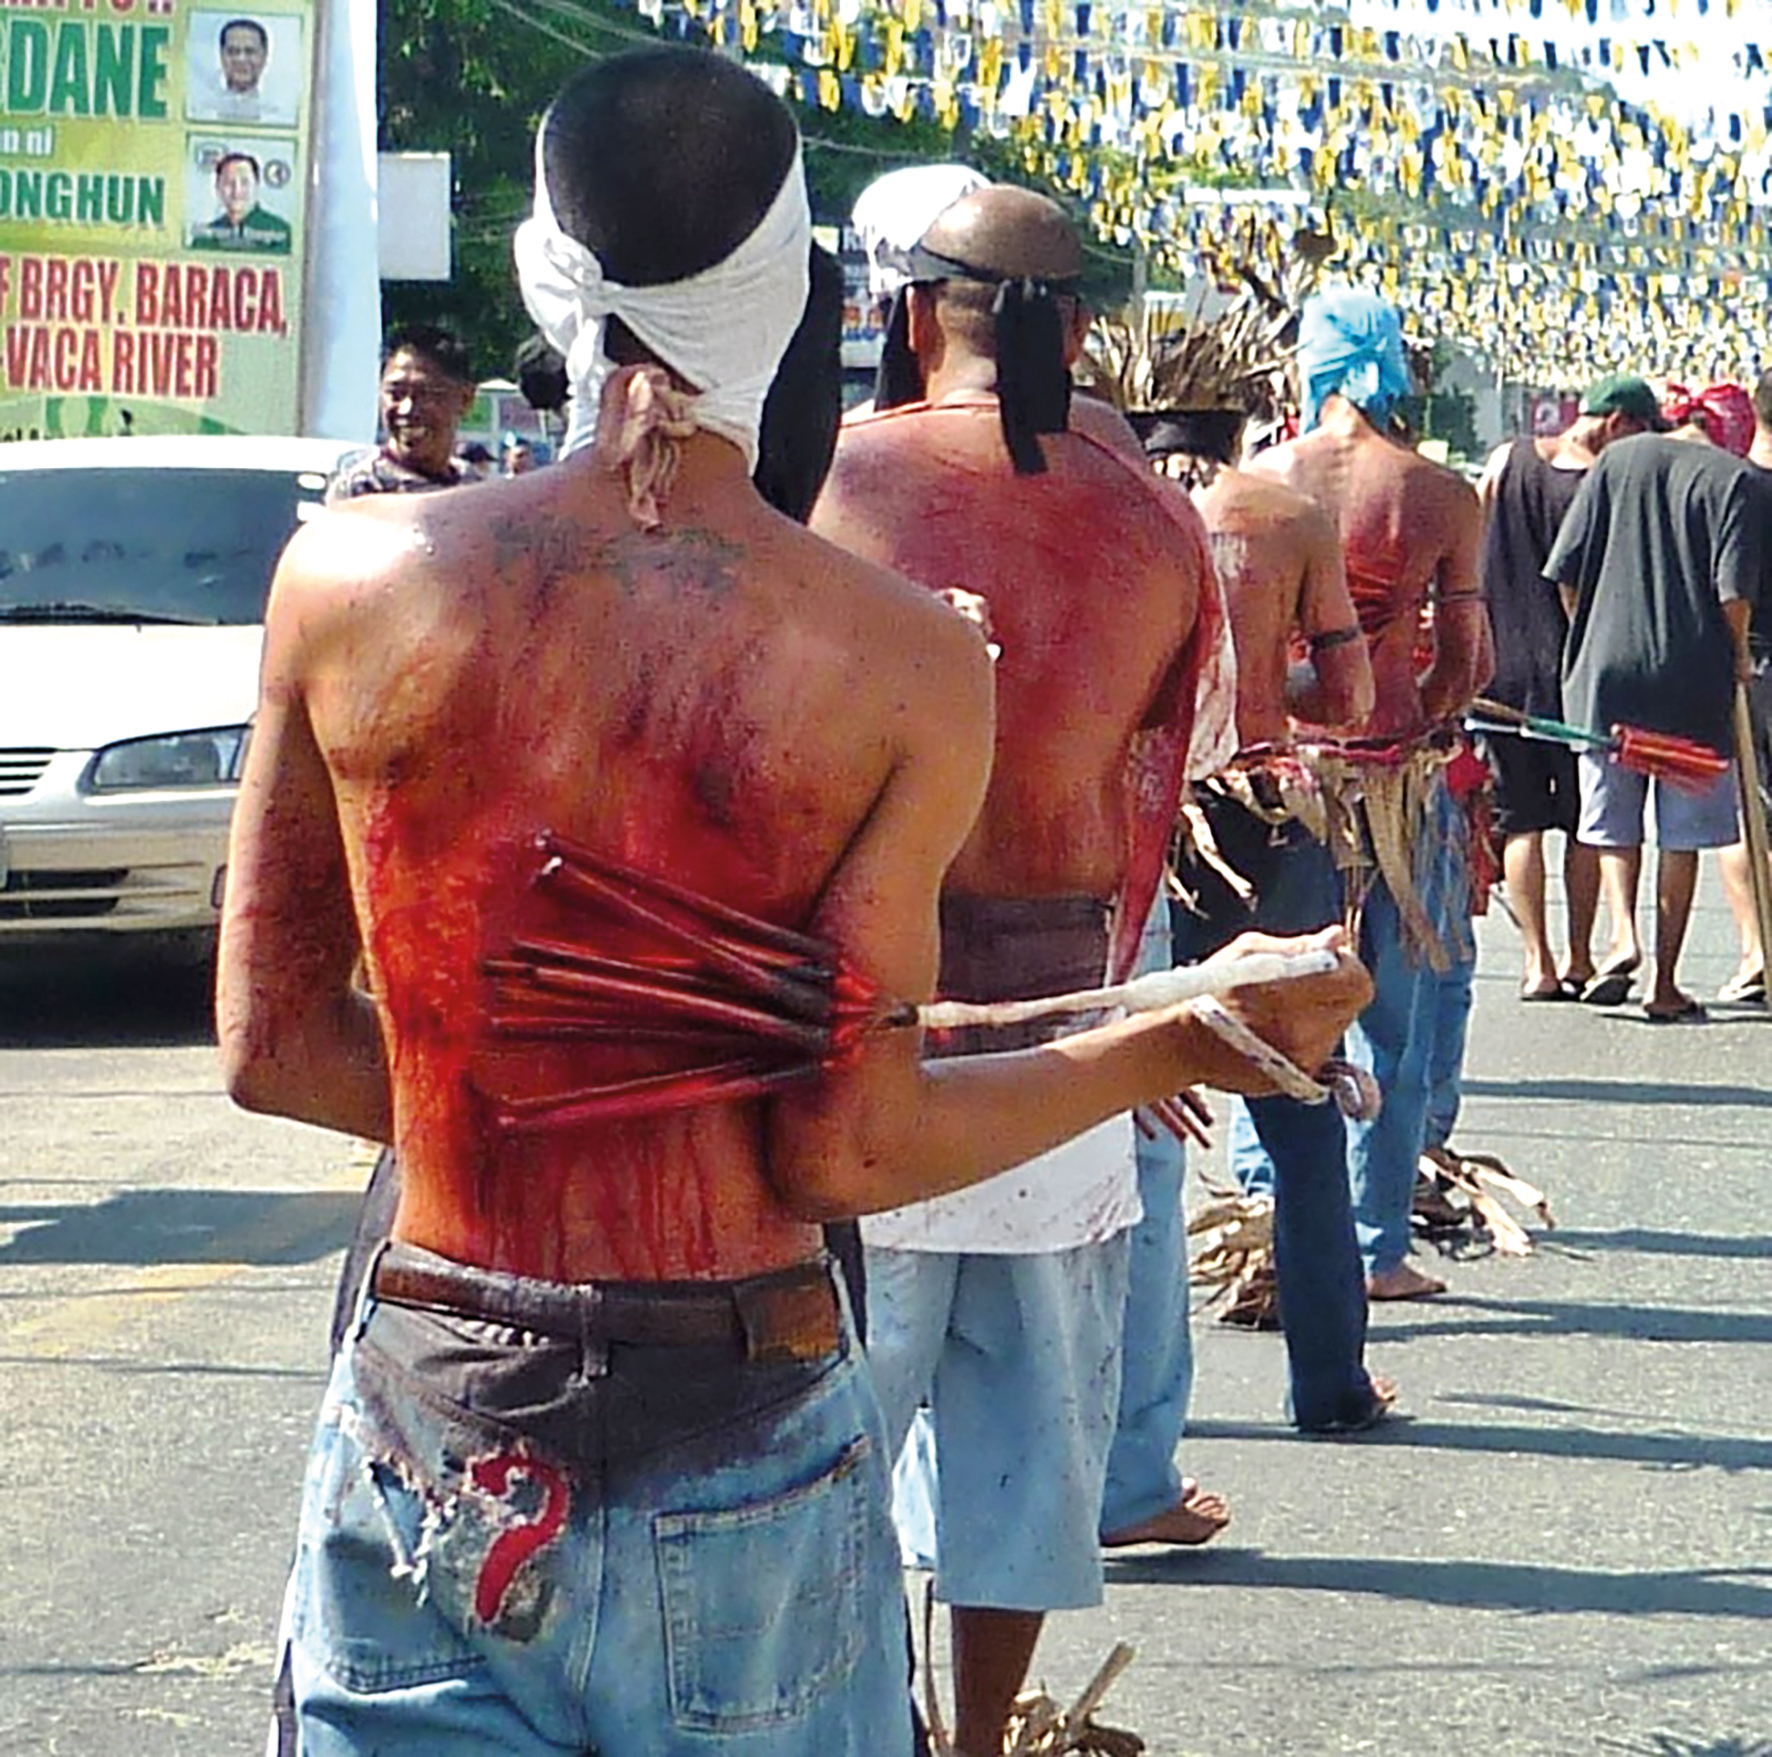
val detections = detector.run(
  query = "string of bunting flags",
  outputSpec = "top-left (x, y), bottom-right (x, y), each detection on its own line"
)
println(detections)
top-left (616, 0), bottom-right (1772, 386)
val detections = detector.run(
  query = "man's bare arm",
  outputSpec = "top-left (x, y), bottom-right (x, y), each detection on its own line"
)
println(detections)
top-left (1419, 481), bottom-right (1492, 722)
top-left (765, 607), bottom-right (1371, 1221)
top-left (1288, 499), bottom-right (1374, 729)
top-left (216, 539), bottom-right (391, 1141)
top-left (1475, 441), bottom-right (1512, 515)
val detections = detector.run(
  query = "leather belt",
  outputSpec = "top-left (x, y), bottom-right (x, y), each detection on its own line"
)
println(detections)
top-left (370, 1251), bottom-right (842, 1365)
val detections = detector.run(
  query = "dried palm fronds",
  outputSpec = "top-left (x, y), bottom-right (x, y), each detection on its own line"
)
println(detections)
top-left (1003, 1644), bottom-right (1146, 1756)
top-left (1077, 208), bottom-right (1340, 426)
top-left (1416, 1144), bottom-right (1555, 1257)
top-left (1188, 1184), bottom-right (1278, 1329)
top-left (921, 1594), bottom-right (1146, 1757)
top-left (1077, 291), bottom-right (1289, 422)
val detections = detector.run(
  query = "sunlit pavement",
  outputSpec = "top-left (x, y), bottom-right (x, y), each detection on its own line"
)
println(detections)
top-left (1, 874), bottom-right (1768, 1755)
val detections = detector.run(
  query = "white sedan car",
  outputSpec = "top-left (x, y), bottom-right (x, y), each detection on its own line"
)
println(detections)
top-left (0, 434), bottom-right (360, 948)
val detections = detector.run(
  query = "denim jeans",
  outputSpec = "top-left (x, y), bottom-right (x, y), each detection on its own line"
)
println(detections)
top-left (1184, 797), bottom-right (1379, 1429)
top-left (1424, 945), bottom-right (1475, 1153)
top-left (1100, 903), bottom-right (1194, 1532)
top-left (1342, 773), bottom-right (1469, 1274)
top-left (287, 1258), bottom-right (910, 1754)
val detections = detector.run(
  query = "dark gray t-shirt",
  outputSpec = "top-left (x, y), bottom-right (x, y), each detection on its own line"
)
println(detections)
top-left (1545, 433), bottom-right (1767, 755)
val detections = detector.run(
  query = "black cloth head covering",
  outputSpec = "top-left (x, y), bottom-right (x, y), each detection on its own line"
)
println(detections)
top-left (874, 289), bottom-right (924, 411)
top-left (873, 242), bottom-right (1079, 475)
top-left (1127, 407), bottom-right (1245, 466)
top-left (753, 243), bottom-right (845, 523)
top-left (514, 332), bottom-right (570, 414)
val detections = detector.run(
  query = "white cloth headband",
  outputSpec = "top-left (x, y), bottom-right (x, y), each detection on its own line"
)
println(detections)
top-left (513, 125), bottom-right (810, 471)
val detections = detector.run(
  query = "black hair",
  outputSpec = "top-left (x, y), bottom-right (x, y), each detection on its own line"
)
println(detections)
top-left (461, 441), bottom-right (494, 465)
top-left (219, 18), bottom-right (268, 50)
top-left (213, 151), bottom-right (260, 183)
top-left (753, 243), bottom-right (844, 523)
top-left (540, 47), bottom-right (796, 288)
top-left (1129, 407), bottom-right (1246, 468)
top-left (383, 323), bottom-right (476, 389)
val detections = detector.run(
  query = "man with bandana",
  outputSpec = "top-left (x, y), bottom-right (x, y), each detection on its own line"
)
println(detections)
top-left (219, 49), bottom-right (1369, 1755)
top-left (1246, 288), bottom-right (1489, 1302)
top-left (1120, 403), bottom-right (1395, 1438)
top-left (812, 186), bottom-right (1240, 1757)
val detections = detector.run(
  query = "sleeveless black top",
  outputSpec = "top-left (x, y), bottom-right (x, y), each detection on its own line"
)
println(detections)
top-left (1479, 437), bottom-right (1586, 715)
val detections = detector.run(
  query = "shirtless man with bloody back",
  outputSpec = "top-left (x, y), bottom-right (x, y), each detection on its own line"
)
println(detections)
top-left (812, 187), bottom-right (1241, 1755)
top-left (1107, 409), bottom-right (1393, 1456)
top-left (218, 51), bottom-right (1368, 1756)
top-left (1248, 288), bottom-right (1488, 1301)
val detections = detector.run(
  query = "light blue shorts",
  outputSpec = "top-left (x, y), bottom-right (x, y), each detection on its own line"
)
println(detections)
top-left (1577, 750), bottom-right (1740, 852)
top-left (862, 1237), bottom-right (1131, 1613)
top-left (285, 1263), bottom-right (910, 1755)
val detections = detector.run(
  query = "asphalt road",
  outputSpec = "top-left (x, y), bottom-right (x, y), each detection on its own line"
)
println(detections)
top-left (0, 947), bottom-right (359, 1757)
top-left (1, 872), bottom-right (1768, 1757)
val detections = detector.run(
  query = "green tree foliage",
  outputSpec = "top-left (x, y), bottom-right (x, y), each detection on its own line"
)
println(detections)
top-left (376, 0), bottom-right (1135, 379)
top-left (377, 0), bottom-right (600, 382)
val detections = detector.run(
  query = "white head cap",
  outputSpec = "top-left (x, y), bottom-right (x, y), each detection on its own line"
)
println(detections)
top-left (851, 163), bottom-right (990, 302)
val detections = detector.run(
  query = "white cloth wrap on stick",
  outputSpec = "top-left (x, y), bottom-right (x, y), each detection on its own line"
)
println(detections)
top-left (916, 946), bottom-right (1341, 1030)
top-left (513, 128), bottom-right (810, 471)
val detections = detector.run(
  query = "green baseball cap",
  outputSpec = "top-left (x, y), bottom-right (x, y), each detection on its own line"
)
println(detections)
top-left (1579, 373), bottom-right (1668, 427)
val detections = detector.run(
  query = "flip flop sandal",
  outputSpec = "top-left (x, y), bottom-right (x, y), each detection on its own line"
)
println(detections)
top-left (1642, 998), bottom-right (1708, 1024)
top-left (1580, 964), bottom-right (1639, 1007)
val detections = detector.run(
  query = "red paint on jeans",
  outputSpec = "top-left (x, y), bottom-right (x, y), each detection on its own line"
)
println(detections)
top-left (469, 1446), bottom-right (570, 1627)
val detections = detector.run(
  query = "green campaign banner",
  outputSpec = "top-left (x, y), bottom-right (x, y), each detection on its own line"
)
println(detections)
top-left (0, 0), bottom-right (313, 438)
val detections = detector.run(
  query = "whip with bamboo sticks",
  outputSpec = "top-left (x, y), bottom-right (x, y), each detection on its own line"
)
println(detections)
top-left (1465, 697), bottom-right (1729, 792)
top-left (473, 833), bottom-right (1376, 1137)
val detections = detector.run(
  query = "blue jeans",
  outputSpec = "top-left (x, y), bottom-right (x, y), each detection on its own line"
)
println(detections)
top-left (1187, 799), bottom-right (1379, 1429)
top-left (287, 1256), bottom-right (910, 1754)
top-left (1424, 781), bottom-right (1477, 1150)
top-left (1342, 774), bottom-right (1469, 1274)
top-left (1100, 903), bottom-right (1194, 1531)
top-left (1425, 949), bottom-right (1475, 1152)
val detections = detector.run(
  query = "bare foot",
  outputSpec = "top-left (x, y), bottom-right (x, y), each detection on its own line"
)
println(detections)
top-left (1102, 1479), bottom-right (1231, 1548)
top-left (1371, 1374), bottom-right (1399, 1408)
top-left (1368, 1263), bottom-right (1446, 1301)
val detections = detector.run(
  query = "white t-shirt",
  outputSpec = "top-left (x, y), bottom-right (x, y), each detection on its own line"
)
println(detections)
top-left (860, 1114), bottom-right (1141, 1254)
top-left (189, 73), bottom-right (298, 127)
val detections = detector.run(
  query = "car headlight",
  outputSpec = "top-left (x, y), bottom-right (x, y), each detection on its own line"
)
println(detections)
top-left (86, 725), bottom-right (252, 791)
